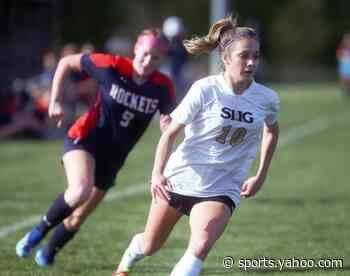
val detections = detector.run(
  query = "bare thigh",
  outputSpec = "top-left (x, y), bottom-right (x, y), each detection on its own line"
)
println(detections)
top-left (188, 201), bottom-right (232, 260)
top-left (62, 149), bottom-right (95, 206)
top-left (140, 199), bottom-right (183, 255)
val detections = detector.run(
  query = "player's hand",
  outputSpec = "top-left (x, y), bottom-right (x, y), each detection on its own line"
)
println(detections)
top-left (150, 172), bottom-right (172, 202)
top-left (240, 175), bottom-right (265, 198)
top-left (48, 101), bottom-right (64, 128)
top-left (159, 114), bottom-right (171, 133)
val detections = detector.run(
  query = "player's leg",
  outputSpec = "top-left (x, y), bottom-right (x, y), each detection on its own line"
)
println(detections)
top-left (16, 149), bottom-right (95, 258)
top-left (114, 198), bottom-right (183, 275)
top-left (344, 78), bottom-right (350, 96)
top-left (35, 186), bottom-right (106, 266)
top-left (170, 200), bottom-right (233, 276)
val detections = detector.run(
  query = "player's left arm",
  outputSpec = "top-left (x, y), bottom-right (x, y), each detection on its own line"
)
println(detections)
top-left (151, 120), bottom-right (185, 202)
top-left (240, 121), bottom-right (279, 198)
top-left (257, 121), bottom-right (279, 181)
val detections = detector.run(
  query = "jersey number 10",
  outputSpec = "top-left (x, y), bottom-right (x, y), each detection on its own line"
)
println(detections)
top-left (215, 126), bottom-right (247, 146)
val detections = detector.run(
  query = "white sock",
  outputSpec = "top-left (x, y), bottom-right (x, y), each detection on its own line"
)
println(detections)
top-left (170, 251), bottom-right (203, 276)
top-left (118, 234), bottom-right (145, 271)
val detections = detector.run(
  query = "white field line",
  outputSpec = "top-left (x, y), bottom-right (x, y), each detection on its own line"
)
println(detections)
top-left (0, 184), bottom-right (148, 239)
top-left (1, 112), bottom-right (349, 239)
top-left (278, 112), bottom-right (349, 148)
top-left (0, 216), bottom-right (42, 239)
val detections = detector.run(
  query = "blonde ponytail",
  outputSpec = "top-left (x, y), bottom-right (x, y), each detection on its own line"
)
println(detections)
top-left (183, 14), bottom-right (237, 55)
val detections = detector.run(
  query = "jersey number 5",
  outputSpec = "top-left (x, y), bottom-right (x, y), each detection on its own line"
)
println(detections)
top-left (215, 126), bottom-right (247, 146)
top-left (120, 110), bottom-right (135, 127)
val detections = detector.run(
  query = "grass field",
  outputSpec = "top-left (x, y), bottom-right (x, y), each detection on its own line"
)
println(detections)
top-left (0, 82), bottom-right (349, 275)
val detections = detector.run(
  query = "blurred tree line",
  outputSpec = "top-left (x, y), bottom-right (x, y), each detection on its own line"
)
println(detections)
top-left (2, 0), bottom-right (350, 86)
top-left (58, 1), bottom-right (210, 50)
top-left (59, 0), bottom-right (350, 70)
top-left (235, 0), bottom-right (350, 67)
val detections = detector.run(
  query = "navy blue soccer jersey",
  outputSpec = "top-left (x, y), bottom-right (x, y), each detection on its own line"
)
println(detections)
top-left (68, 53), bottom-right (176, 154)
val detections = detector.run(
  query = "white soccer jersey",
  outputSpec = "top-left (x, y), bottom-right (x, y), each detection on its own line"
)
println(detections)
top-left (164, 74), bottom-right (280, 207)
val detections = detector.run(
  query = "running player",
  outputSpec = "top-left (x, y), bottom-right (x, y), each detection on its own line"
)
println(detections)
top-left (113, 15), bottom-right (280, 276)
top-left (16, 29), bottom-right (176, 267)
top-left (337, 32), bottom-right (350, 97)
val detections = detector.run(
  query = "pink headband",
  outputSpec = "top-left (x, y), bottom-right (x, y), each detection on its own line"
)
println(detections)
top-left (136, 34), bottom-right (168, 54)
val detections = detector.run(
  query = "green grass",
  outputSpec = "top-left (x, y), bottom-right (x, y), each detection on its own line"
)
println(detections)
top-left (1, 82), bottom-right (349, 275)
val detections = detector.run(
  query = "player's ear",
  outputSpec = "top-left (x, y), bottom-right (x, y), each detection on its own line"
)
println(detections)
top-left (134, 43), bottom-right (139, 56)
top-left (221, 51), bottom-right (230, 66)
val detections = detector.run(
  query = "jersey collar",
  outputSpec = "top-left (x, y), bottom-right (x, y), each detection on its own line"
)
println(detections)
top-left (217, 74), bottom-right (256, 96)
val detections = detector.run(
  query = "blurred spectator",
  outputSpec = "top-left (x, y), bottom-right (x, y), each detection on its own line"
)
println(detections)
top-left (1, 42), bottom-right (100, 140)
top-left (60, 43), bottom-right (78, 58)
top-left (29, 50), bottom-right (57, 121)
top-left (162, 16), bottom-right (190, 103)
top-left (0, 49), bottom-right (59, 140)
top-left (25, 50), bottom-right (59, 138)
top-left (104, 33), bottom-right (133, 56)
top-left (0, 87), bottom-right (45, 139)
top-left (336, 33), bottom-right (350, 97)
top-left (38, 50), bottom-right (57, 90)
top-left (80, 42), bottom-right (95, 54)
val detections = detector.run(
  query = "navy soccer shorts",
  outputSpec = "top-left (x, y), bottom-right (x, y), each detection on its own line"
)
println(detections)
top-left (168, 192), bottom-right (235, 216)
top-left (63, 132), bottom-right (127, 191)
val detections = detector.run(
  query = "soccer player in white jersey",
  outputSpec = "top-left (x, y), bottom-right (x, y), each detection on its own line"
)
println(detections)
top-left (113, 14), bottom-right (280, 276)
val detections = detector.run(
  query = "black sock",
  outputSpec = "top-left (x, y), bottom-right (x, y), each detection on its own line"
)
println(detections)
top-left (45, 223), bottom-right (78, 261)
top-left (37, 193), bottom-right (74, 235)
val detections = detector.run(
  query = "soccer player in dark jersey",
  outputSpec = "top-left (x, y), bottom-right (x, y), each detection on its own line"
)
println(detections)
top-left (16, 29), bottom-right (176, 267)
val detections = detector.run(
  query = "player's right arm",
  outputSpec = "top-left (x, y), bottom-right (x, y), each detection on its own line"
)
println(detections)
top-left (151, 81), bottom-right (203, 201)
top-left (49, 54), bottom-right (83, 127)
top-left (151, 120), bottom-right (184, 202)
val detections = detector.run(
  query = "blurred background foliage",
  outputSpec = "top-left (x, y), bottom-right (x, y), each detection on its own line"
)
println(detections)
top-left (2, 0), bottom-right (350, 86)
top-left (58, 0), bottom-right (350, 67)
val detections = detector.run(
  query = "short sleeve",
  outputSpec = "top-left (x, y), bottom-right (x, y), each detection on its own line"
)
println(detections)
top-left (265, 94), bottom-right (280, 126)
top-left (170, 81), bottom-right (203, 125)
top-left (81, 53), bottom-right (116, 83)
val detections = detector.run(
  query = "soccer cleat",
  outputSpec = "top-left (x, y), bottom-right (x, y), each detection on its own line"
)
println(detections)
top-left (16, 228), bottom-right (44, 258)
top-left (35, 247), bottom-right (54, 267)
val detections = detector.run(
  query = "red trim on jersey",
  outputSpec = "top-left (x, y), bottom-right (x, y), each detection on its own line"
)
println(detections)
top-left (90, 54), bottom-right (117, 68)
top-left (115, 56), bottom-right (133, 78)
top-left (150, 72), bottom-right (176, 104)
top-left (68, 92), bottom-right (101, 140)
top-left (90, 54), bottom-right (133, 78)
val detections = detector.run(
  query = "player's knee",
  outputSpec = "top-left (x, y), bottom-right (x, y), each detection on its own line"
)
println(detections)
top-left (65, 183), bottom-right (92, 207)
